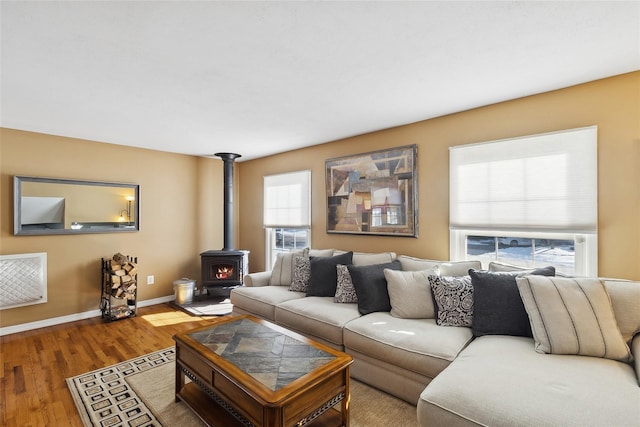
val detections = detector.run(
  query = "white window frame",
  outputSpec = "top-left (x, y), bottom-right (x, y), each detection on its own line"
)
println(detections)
top-left (263, 170), bottom-right (311, 269)
top-left (265, 227), bottom-right (311, 269)
top-left (450, 229), bottom-right (597, 276)
top-left (449, 126), bottom-right (598, 276)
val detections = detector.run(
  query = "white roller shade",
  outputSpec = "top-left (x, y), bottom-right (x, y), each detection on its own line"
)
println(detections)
top-left (450, 126), bottom-right (597, 233)
top-left (263, 170), bottom-right (311, 228)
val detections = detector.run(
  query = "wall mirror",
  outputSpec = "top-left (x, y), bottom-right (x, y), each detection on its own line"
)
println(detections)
top-left (14, 176), bottom-right (140, 235)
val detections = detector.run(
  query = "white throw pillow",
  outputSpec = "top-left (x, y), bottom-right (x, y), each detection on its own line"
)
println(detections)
top-left (269, 248), bottom-right (308, 286)
top-left (385, 268), bottom-right (438, 319)
top-left (516, 276), bottom-right (632, 362)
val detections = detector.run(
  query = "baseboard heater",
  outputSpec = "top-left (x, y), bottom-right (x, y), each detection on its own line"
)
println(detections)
top-left (0, 252), bottom-right (47, 310)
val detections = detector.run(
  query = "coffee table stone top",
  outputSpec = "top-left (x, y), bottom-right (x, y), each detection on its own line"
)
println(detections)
top-left (188, 318), bottom-right (335, 391)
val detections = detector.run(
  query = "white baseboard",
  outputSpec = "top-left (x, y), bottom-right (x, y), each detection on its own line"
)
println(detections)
top-left (0, 295), bottom-right (175, 337)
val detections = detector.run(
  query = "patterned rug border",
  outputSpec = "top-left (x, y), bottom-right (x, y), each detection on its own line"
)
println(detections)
top-left (66, 347), bottom-right (176, 427)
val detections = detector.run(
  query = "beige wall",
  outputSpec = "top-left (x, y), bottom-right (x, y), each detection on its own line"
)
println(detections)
top-left (1, 129), bottom-right (228, 327)
top-left (2, 72), bottom-right (638, 329)
top-left (239, 72), bottom-right (640, 281)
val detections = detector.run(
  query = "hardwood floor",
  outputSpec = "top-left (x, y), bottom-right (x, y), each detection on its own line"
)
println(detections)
top-left (0, 303), bottom-right (219, 427)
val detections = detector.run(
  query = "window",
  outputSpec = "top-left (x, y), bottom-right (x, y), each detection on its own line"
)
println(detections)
top-left (462, 234), bottom-right (593, 276)
top-left (449, 126), bottom-right (598, 276)
top-left (264, 170), bottom-right (311, 268)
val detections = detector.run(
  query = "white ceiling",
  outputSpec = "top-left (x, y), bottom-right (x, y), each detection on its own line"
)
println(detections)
top-left (2, 1), bottom-right (639, 161)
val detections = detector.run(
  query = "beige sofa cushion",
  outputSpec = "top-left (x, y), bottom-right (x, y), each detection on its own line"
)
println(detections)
top-left (332, 251), bottom-right (397, 266)
top-left (438, 260), bottom-right (481, 276)
top-left (418, 335), bottom-right (640, 427)
top-left (516, 276), bottom-right (632, 362)
top-left (344, 312), bottom-right (473, 380)
top-left (604, 279), bottom-right (640, 344)
top-left (352, 251), bottom-right (397, 265)
top-left (230, 286), bottom-right (304, 321)
top-left (488, 260), bottom-right (525, 272)
top-left (385, 268), bottom-right (437, 319)
top-left (274, 297), bottom-right (361, 347)
top-left (397, 255), bottom-right (441, 271)
top-left (489, 260), bottom-right (572, 277)
top-left (308, 248), bottom-right (335, 257)
top-left (396, 255), bottom-right (480, 276)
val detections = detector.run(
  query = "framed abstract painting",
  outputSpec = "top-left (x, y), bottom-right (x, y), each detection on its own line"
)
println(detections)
top-left (325, 145), bottom-right (417, 237)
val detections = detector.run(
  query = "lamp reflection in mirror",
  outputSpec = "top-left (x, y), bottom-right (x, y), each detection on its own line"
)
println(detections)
top-left (119, 196), bottom-right (135, 224)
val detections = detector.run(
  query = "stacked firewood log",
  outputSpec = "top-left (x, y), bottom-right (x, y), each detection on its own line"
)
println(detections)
top-left (108, 253), bottom-right (137, 300)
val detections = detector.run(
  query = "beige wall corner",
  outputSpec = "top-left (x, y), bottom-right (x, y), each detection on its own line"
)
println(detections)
top-left (0, 129), bottom-right (223, 328)
top-left (239, 72), bottom-right (640, 280)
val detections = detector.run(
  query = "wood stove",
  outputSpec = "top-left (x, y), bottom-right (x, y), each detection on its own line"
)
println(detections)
top-left (201, 152), bottom-right (250, 297)
top-left (200, 250), bottom-right (249, 297)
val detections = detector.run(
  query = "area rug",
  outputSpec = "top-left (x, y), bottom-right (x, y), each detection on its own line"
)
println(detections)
top-left (173, 297), bottom-right (234, 316)
top-left (67, 347), bottom-right (418, 426)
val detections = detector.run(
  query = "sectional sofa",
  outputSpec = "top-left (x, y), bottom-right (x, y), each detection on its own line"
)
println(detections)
top-left (230, 249), bottom-right (640, 426)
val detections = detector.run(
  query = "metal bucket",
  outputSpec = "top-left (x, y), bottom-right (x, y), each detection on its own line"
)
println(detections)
top-left (173, 278), bottom-right (195, 305)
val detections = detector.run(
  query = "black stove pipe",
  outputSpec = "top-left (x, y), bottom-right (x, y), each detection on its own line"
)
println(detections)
top-left (215, 152), bottom-right (241, 251)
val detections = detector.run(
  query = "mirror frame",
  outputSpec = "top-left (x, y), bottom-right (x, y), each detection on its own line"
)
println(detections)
top-left (14, 176), bottom-right (140, 235)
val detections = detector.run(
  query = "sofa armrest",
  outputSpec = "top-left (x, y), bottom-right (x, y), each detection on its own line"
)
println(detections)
top-left (632, 334), bottom-right (640, 386)
top-left (243, 271), bottom-right (272, 287)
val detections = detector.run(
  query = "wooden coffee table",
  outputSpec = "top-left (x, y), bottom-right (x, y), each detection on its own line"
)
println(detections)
top-left (173, 314), bottom-right (353, 427)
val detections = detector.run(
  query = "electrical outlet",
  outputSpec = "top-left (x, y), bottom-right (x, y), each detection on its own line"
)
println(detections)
top-left (147, 275), bottom-right (155, 285)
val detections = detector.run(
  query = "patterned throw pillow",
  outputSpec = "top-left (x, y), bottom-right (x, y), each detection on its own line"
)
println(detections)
top-left (289, 256), bottom-right (311, 292)
top-left (428, 275), bottom-right (473, 327)
top-left (334, 264), bottom-right (357, 303)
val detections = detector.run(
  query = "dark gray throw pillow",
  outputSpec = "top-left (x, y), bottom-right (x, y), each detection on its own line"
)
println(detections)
top-left (349, 260), bottom-right (402, 315)
top-left (306, 251), bottom-right (354, 297)
top-left (470, 266), bottom-right (555, 337)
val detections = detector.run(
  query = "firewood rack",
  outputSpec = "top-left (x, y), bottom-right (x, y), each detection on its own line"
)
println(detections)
top-left (100, 255), bottom-right (138, 321)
